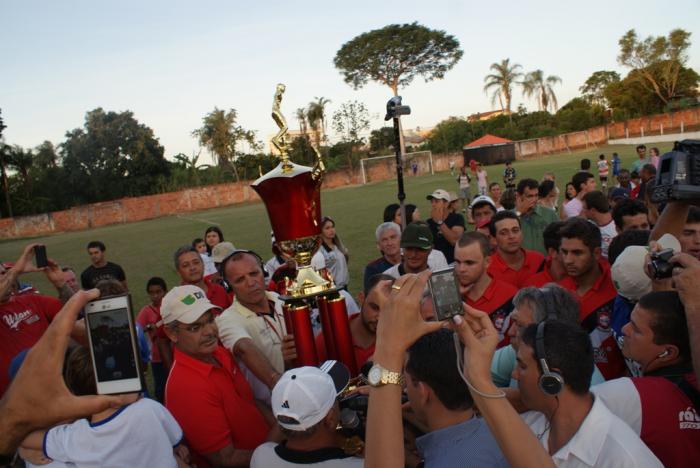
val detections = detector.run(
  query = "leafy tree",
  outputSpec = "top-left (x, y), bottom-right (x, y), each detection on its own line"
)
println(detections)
top-left (579, 71), bottom-right (621, 107)
top-left (192, 107), bottom-right (261, 181)
top-left (483, 58), bottom-right (522, 117)
top-left (331, 100), bottom-right (370, 169)
top-left (34, 140), bottom-right (58, 169)
top-left (618, 28), bottom-right (692, 104)
top-left (0, 110), bottom-right (11, 217)
top-left (295, 108), bottom-right (308, 137)
top-left (61, 108), bottom-right (170, 203)
top-left (334, 22), bottom-right (463, 96)
top-left (605, 64), bottom-right (699, 118)
top-left (369, 127), bottom-right (395, 153)
top-left (522, 70), bottom-right (562, 112)
top-left (554, 98), bottom-right (606, 133)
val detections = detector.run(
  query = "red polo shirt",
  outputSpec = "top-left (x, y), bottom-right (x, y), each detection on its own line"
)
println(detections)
top-left (522, 257), bottom-right (555, 288)
top-left (165, 346), bottom-right (268, 467)
top-left (1, 294), bottom-right (61, 396)
top-left (465, 277), bottom-right (517, 347)
top-left (315, 314), bottom-right (375, 371)
top-left (558, 260), bottom-right (624, 380)
top-left (487, 249), bottom-right (545, 289)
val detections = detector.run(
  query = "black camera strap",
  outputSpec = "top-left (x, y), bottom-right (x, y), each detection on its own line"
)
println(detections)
top-left (645, 363), bottom-right (700, 411)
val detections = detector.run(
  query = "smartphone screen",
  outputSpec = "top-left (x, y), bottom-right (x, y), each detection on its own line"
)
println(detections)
top-left (34, 245), bottom-right (48, 268)
top-left (429, 268), bottom-right (464, 321)
top-left (85, 295), bottom-right (142, 394)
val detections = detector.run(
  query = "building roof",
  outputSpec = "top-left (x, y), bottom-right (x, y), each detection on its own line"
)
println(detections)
top-left (463, 134), bottom-right (513, 149)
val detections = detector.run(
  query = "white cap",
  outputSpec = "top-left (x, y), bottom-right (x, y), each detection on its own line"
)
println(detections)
top-left (426, 189), bottom-right (450, 202)
top-left (160, 285), bottom-right (221, 324)
top-left (612, 246), bottom-right (652, 301)
top-left (657, 233), bottom-right (681, 252)
top-left (271, 361), bottom-right (350, 431)
top-left (211, 241), bottom-right (236, 263)
top-left (470, 195), bottom-right (496, 210)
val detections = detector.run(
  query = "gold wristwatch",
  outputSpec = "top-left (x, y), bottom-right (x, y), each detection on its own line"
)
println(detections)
top-left (368, 363), bottom-right (404, 387)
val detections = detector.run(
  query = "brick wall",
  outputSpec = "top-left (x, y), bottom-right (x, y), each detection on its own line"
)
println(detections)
top-left (2, 109), bottom-right (699, 239)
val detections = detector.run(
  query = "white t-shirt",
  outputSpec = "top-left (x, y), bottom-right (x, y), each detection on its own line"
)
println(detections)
top-left (597, 160), bottom-right (609, 177)
top-left (597, 220), bottom-right (617, 258)
top-left (520, 396), bottom-right (661, 467)
top-left (251, 442), bottom-right (364, 467)
top-left (43, 398), bottom-right (182, 468)
top-left (311, 245), bottom-right (349, 289)
top-left (201, 253), bottom-right (217, 277)
top-left (563, 197), bottom-right (583, 219)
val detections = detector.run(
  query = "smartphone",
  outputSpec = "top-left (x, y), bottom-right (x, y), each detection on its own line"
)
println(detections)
top-left (84, 294), bottom-right (143, 395)
top-left (34, 245), bottom-right (48, 268)
top-left (428, 267), bottom-right (464, 321)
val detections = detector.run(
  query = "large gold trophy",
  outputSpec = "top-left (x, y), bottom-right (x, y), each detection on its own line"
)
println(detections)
top-left (252, 85), bottom-right (357, 375)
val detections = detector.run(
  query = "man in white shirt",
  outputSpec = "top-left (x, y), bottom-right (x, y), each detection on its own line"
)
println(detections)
top-left (515, 319), bottom-right (661, 467)
top-left (216, 250), bottom-right (296, 402)
top-left (582, 191), bottom-right (617, 258)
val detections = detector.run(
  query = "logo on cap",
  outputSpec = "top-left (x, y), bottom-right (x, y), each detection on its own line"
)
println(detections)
top-left (181, 291), bottom-right (204, 305)
top-left (281, 400), bottom-right (290, 409)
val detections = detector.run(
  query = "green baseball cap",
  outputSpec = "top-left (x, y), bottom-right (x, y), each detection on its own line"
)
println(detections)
top-left (401, 223), bottom-right (433, 250)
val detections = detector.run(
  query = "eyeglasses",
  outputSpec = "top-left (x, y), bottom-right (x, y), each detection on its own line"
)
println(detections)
top-left (174, 313), bottom-right (216, 333)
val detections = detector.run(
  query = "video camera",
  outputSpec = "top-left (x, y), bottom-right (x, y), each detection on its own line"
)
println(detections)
top-left (384, 96), bottom-right (411, 121)
top-left (650, 140), bottom-right (700, 204)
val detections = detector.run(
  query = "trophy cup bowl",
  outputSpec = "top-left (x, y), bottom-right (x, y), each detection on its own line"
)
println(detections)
top-left (252, 161), bottom-right (334, 299)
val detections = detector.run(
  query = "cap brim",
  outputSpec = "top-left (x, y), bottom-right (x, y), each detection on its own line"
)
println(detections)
top-left (319, 360), bottom-right (350, 394)
top-left (401, 242), bottom-right (431, 250)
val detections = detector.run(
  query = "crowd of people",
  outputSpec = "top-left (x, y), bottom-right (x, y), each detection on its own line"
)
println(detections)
top-left (0, 147), bottom-right (699, 468)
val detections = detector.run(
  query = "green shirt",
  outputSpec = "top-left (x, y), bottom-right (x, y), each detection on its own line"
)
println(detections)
top-left (520, 205), bottom-right (558, 255)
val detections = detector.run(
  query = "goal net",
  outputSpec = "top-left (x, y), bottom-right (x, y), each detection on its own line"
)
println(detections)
top-left (359, 151), bottom-right (433, 184)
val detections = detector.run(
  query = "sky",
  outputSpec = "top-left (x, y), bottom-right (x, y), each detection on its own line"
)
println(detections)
top-left (2, 0), bottom-right (699, 163)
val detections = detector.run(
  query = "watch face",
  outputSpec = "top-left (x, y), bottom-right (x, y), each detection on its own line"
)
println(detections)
top-left (368, 366), bottom-right (382, 385)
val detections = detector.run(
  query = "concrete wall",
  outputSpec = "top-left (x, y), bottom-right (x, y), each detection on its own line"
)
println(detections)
top-left (2, 109), bottom-right (699, 239)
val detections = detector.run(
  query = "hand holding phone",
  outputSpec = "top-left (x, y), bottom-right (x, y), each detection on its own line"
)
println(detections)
top-left (428, 267), bottom-right (464, 321)
top-left (84, 294), bottom-right (143, 395)
top-left (33, 245), bottom-right (48, 268)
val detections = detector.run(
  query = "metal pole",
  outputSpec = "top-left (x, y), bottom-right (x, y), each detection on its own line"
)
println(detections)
top-left (393, 116), bottom-right (407, 231)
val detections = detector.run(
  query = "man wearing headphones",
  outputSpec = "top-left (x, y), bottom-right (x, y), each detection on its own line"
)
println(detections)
top-left (515, 320), bottom-right (661, 466)
top-left (591, 291), bottom-right (700, 467)
top-left (216, 250), bottom-right (296, 403)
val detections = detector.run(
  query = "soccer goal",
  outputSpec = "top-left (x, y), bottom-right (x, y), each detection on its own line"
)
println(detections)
top-left (359, 151), bottom-right (433, 184)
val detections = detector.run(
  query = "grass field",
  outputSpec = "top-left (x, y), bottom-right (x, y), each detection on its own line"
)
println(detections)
top-left (0, 142), bottom-right (673, 309)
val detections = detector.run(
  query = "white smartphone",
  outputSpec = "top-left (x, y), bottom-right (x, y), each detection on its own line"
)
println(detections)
top-left (428, 267), bottom-right (464, 321)
top-left (84, 294), bottom-right (143, 395)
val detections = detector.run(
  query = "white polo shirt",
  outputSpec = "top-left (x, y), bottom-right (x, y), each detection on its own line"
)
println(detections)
top-left (520, 395), bottom-right (662, 467)
top-left (216, 291), bottom-right (287, 374)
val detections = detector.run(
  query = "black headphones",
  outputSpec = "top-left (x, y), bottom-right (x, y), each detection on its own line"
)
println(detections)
top-left (219, 249), bottom-right (265, 292)
top-left (535, 321), bottom-right (565, 396)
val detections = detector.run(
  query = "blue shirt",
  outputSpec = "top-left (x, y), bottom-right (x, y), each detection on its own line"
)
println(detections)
top-left (415, 417), bottom-right (509, 468)
top-left (363, 257), bottom-right (394, 292)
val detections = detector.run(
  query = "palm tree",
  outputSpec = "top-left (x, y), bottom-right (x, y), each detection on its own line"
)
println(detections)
top-left (521, 70), bottom-right (562, 112)
top-left (307, 97), bottom-right (331, 145)
top-left (483, 59), bottom-right (522, 118)
top-left (295, 108), bottom-right (308, 138)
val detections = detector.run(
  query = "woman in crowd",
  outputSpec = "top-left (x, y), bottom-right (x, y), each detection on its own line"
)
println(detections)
top-left (560, 182), bottom-right (576, 220)
top-left (382, 203), bottom-right (421, 228)
top-left (538, 179), bottom-right (558, 211)
top-left (204, 226), bottom-right (224, 256)
top-left (311, 216), bottom-right (350, 290)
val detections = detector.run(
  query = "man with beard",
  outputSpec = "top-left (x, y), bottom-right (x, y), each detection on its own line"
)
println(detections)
top-left (557, 218), bottom-right (622, 380)
top-left (453, 232), bottom-right (517, 345)
top-left (314, 274), bottom-right (394, 370)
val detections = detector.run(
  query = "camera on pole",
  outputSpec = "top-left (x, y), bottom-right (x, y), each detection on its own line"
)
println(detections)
top-left (385, 96), bottom-right (411, 230)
